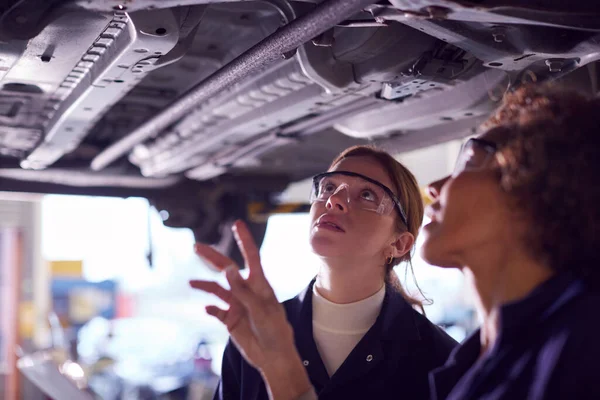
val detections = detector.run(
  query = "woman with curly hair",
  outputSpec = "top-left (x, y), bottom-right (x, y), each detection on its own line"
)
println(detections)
top-left (192, 84), bottom-right (600, 400)
top-left (422, 85), bottom-right (600, 400)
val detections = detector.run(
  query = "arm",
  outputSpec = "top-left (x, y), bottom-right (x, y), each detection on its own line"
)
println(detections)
top-left (191, 220), bottom-right (315, 400)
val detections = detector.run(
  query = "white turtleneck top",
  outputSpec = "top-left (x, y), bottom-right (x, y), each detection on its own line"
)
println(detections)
top-left (311, 284), bottom-right (386, 376)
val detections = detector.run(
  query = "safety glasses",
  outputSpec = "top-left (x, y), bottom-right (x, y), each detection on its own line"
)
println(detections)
top-left (453, 138), bottom-right (498, 177)
top-left (310, 171), bottom-right (408, 227)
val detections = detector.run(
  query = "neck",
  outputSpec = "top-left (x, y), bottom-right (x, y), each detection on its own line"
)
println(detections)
top-left (315, 257), bottom-right (385, 304)
top-left (461, 245), bottom-right (555, 356)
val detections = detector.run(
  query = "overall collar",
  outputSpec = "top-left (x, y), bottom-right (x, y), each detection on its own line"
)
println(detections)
top-left (290, 278), bottom-right (422, 393)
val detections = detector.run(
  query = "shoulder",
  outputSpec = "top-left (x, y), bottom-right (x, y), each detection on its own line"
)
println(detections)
top-left (382, 289), bottom-right (458, 368)
top-left (542, 289), bottom-right (600, 398)
top-left (553, 288), bottom-right (600, 350)
top-left (382, 287), bottom-right (458, 354)
top-left (571, 285), bottom-right (600, 317)
top-left (281, 282), bottom-right (313, 322)
top-left (282, 292), bottom-right (303, 312)
top-left (376, 303), bottom-right (457, 384)
top-left (547, 285), bottom-right (600, 340)
top-left (221, 337), bottom-right (242, 367)
top-left (411, 308), bottom-right (458, 355)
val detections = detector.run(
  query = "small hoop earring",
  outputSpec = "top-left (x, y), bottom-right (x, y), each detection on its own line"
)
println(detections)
top-left (387, 256), bottom-right (394, 265)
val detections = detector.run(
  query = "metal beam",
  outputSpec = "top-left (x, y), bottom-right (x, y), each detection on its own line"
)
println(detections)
top-left (90, 0), bottom-right (376, 171)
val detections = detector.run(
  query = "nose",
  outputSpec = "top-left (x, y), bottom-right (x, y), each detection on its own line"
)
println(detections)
top-left (326, 187), bottom-right (349, 213)
top-left (426, 176), bottom-right (450, 201)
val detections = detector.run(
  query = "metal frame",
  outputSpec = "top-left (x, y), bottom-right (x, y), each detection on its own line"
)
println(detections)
top-left (21, 9), bottom-right (183, 170)
top-left (90, 0), bottom-right (377, 171)
top-left (379, 1), bottom-right (600, 32)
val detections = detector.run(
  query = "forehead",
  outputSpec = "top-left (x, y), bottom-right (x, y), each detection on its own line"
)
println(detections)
top-left (329, 156), bottom-right (396, 191)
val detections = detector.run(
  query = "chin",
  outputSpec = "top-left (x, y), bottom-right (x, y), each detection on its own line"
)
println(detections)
top-left (309, 234), bottom-right (346, 258)
top-left (419, 237), bottom-right (457, 268)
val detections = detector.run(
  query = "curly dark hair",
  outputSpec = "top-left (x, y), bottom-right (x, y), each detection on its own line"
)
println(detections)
top-left (488, 84), bottom-right (600, 286)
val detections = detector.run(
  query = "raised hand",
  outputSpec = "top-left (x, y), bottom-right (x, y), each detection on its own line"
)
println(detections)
top-left (190, 220), bottom-right (312, 399)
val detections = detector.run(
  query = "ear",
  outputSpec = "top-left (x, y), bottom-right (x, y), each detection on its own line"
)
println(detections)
top-left (390, 232), bottom-right (415, 259)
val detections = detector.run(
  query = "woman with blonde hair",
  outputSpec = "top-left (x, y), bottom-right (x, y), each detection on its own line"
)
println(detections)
top-left (193, 145), bottom-right (457, 399)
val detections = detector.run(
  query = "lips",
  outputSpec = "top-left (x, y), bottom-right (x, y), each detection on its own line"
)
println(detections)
top-left (315, 214), bottom-right (345, 232)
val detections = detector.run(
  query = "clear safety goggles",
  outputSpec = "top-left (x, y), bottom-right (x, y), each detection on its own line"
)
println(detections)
top-left (310, 171), bottom-right (408, 226)
top-left (453, 138), bottom-right (499, 177)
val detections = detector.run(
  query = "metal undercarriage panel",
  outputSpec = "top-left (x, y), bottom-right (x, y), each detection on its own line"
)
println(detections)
top-left (0, 0), bottom-right (599, 248)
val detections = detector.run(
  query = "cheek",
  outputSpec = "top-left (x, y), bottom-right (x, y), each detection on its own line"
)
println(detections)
top-left (308, 203), bottom-right (335, 253)
top-left (422, 174), bottom-right (506, 265)
top-left (309, 202), bottom-right (323, 226)
top-left (354, 213), bottom-right (394, 237)
top-left (345, 213), bottom-right (397, 254)
top-left (445, 174), bottom-right (503, 228)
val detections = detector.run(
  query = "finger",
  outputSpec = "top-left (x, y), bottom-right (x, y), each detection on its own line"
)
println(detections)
top-left (205, 305), bottom-right (228, 322)
top-left (225, 266), bottom-right (268, 319)
top-left (189, 280), bottom-right (232, 304)
top-left (207, 303), bottom-right (244, 334)
top-left (194, 243), bottom-right (236, 271)
top-left (232, 221), bottom-right (265, 281)
top-left (232, 221), bottom-right (277, 300)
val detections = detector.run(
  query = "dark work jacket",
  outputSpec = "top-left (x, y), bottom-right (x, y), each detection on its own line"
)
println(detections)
top-left (429, 272), bottom-right (600, 400)
top-left (214, 279), bottom-right (457, 400)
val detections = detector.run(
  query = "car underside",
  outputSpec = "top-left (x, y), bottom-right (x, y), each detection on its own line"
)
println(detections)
top-left (1, 0), bottom-right (599, 262)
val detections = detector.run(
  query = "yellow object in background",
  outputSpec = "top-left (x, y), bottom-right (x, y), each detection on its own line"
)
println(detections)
top-left (421, 187), bottom-right (433, 207)
top-left (19, 302), bottom-right (35, 339)
top-left (69, 287), bottom-right (111, 324)
top-left (49, 260), bottom-right (83, 277)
